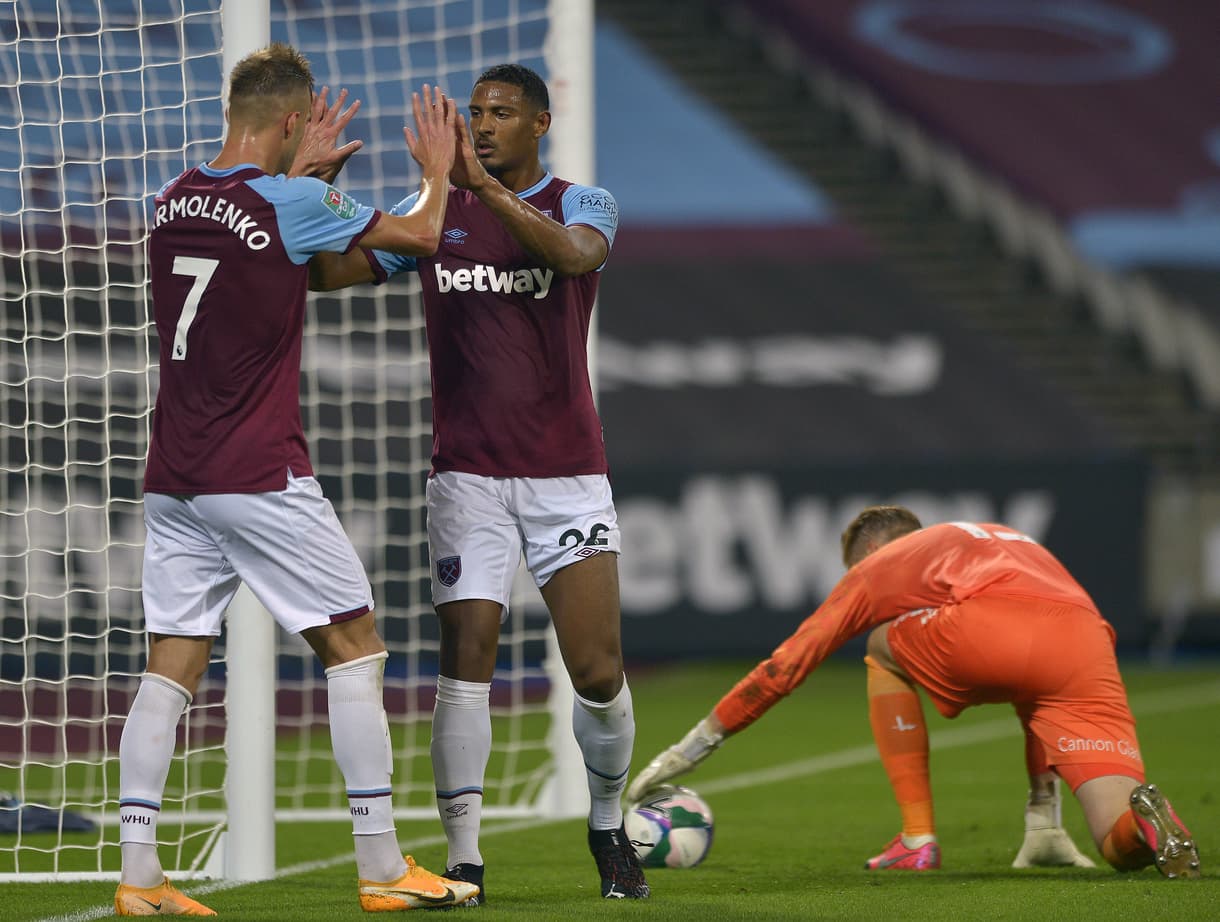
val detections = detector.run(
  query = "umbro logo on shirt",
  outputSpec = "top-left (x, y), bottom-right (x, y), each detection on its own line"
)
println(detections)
top-left (444, 228), bottom-right (468, 243)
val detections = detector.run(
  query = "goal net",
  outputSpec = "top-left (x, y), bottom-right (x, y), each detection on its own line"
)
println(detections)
top-left (1, 0), bottom-right (588, 881)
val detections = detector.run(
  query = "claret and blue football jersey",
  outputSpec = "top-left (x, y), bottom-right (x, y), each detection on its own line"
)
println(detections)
top-left (145, 163), bottom-right (380, 494)
top-left (370, 173), bottom-right (619, 478)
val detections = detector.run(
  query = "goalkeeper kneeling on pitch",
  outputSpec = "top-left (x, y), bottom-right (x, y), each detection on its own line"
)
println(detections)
top-left (627, 505), bottom-right (1201, 879)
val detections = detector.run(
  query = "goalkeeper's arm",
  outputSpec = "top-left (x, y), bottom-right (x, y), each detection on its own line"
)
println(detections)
top-left (625, 713), bottom-right (727, 802)
top-left (627, 597), bottom-right (850, 802)
top-left (628, 631), bottom-right (821, 802)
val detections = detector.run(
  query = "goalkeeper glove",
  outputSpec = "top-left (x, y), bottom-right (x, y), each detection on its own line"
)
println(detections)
top-left (1012, 826), bottom-right (1096, 868)
top-left (1011, 785), bottom-right (1096, 868)
top-left (626, 716), bottom-right (724, 803)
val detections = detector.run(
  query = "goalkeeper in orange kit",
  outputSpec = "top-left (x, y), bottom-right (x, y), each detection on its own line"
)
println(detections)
top-left (627, 505), bottom-right (1201, 879)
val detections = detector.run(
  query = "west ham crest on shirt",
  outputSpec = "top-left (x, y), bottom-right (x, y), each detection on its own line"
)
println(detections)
top-left (437, 555), bottom-right (462, 587)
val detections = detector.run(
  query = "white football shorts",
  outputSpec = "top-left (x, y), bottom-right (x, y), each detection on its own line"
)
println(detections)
top-left (142, 471), bottom-right (374, 637)
top-left (426, 471), bottom-right (621, 615)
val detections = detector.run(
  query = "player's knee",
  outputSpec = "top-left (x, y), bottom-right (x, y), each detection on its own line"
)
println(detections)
top-left (437, 624), bottom-right (500, 682)
top-left (303, 614), bottom-right (385, 669)
top-left (450, 643), bottom-right (498, 682)
top-left (567, 651), bottom-right (624, 702)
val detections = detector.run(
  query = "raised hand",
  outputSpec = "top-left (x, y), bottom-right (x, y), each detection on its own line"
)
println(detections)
top-left (404, 84), bottom-right (457, 179)
top-left (449, 112), bottom-right (489, 192)
top-left (289, 85), bottom-right (364, 183)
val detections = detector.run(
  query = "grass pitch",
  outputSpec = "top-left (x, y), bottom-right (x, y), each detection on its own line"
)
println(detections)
top-left (5, 659), bottom-right (1218, 921)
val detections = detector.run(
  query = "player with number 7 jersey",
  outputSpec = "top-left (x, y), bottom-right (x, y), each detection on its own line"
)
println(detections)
top-left (146, 128), bottom-right (438, 493)
top-left (116, 44), bottom-right (481, 916)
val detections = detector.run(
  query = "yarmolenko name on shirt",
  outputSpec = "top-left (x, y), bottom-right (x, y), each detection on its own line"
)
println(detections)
top-left (154, 194), bottom-right (271, 251)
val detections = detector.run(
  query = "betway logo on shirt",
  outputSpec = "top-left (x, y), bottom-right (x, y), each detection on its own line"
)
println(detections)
top-left (434, 263), bottom-right (554, 300)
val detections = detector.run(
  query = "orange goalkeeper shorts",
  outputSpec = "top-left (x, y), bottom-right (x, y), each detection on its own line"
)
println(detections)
top-left (886, 595), bottom-right (1144, 788)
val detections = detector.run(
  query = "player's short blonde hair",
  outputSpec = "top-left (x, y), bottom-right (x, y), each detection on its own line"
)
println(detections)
top-left (840, 505), bottom-right (922, 568)
top-left (227, 43), bottom-right (313, 125)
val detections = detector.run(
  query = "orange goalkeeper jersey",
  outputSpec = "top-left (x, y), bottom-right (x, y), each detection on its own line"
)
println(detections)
top-left (712, 522), bottom-right (1099, 733)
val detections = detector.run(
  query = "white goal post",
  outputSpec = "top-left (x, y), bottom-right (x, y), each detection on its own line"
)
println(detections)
top-left (0, 0), bottom-right (593, 882)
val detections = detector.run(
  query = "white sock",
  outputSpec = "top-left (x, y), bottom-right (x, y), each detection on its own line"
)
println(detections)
top-left (326, 652), bottom-right (406, 883)
top-left (118, 673), bottom-right (190, 887)
top-left (573, 678), bottom-right (634, 831)
top-left (431, 675), bottom-right (491, 868)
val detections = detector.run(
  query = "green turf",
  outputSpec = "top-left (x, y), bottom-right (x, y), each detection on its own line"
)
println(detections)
top-left (3, 659), bottom-right (1217, 921)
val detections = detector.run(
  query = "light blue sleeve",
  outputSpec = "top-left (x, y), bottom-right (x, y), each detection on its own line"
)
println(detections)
top-left (561, 183), bottom-right (619, 250)
top-left (370, 191), bottom-right (422, 277)
top-left (246, 174), bottom-right (379, 265)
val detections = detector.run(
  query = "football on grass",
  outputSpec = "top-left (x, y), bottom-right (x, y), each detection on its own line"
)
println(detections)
top-left (625, 785), bottom-right (714, 868)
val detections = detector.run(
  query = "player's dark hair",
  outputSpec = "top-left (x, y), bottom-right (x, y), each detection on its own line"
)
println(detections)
top-left (840, 505), bottom-right (922, 568)
top-left (474, 63), bottom-right (549, 112)
top-left (228, 43), bottom-right (313, 122)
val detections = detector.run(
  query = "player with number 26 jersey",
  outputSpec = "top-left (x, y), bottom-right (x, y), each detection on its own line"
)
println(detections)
top-left (372, 174), bottom-right (615, 478)
top-left (306, 64), bottom-right (648, 902)
top-left (145, 165), bottom-right (379, 495)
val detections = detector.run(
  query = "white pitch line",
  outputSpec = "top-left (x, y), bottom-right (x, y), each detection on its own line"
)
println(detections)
top-left (33, 678), bottom-right (1220, 922)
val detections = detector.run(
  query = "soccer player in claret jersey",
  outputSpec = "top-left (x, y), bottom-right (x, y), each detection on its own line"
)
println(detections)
top-left (114, 43), bottom-right (481, 915)
top-left (628, 506), bottom-right (1201, 880)
top-left (307, 64), bottom-right (647, 902)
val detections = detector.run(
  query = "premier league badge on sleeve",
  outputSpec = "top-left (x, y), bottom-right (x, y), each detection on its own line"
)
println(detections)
top-left (437, 555), bottom-right (462, 587)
